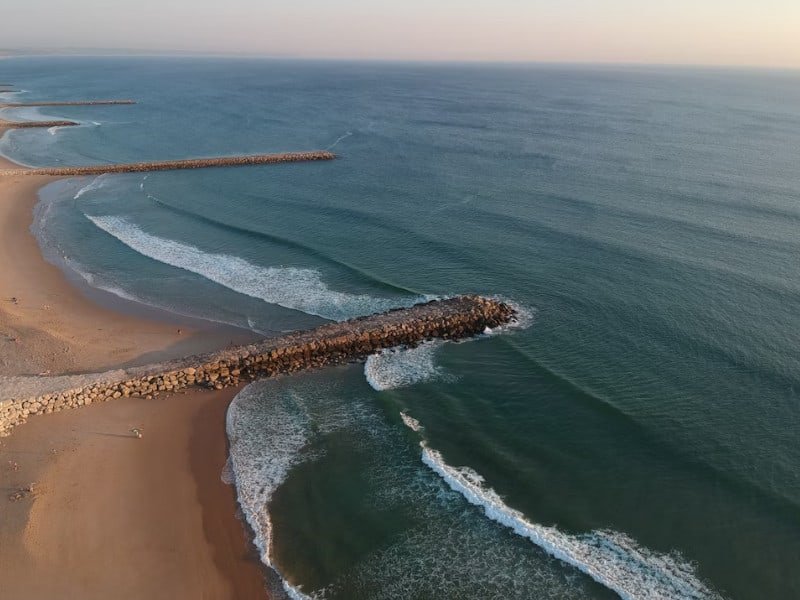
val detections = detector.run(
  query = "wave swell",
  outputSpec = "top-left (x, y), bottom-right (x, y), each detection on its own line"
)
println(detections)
top-left (86, 214), bottom-right (417, 321)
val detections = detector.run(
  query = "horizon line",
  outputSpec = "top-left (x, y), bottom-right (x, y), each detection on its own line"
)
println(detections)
top-left (2, 48), bottom-right (800, 73)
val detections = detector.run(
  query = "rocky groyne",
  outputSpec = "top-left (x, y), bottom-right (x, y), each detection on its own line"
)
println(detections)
top-left (0, 296), bottom-right (516, 437)
top-left (0, 99), bottom-right (136, 108)
top-left (0, 119), bottom-right (79, 129)
top-left (0, 151), bottom-right (336, 177)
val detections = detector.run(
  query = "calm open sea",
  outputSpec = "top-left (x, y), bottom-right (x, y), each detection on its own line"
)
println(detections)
top-left (2, 56), bottom-right (799, 599)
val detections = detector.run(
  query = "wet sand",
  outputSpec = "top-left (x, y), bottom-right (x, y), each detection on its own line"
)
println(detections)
top-left (0, 126), bottom-right (269, 598)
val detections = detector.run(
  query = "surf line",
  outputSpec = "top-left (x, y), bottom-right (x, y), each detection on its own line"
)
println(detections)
top-left (405, 417), bottom-right (723, 600)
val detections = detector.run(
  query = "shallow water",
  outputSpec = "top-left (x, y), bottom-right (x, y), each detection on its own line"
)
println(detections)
top-left (2, 57), bottom-right (800, 599)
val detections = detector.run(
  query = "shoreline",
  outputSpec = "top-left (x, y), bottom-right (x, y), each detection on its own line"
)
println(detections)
top-left (0, 134), bottom-right (258, 377)
top-left (0, 124), bottom-right (271, 597)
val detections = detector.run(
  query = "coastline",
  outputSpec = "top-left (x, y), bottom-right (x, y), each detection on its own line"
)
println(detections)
top-left (0, 134), bottom-right (257, 377)
top-left (0, 125), bottom-right (270, 597)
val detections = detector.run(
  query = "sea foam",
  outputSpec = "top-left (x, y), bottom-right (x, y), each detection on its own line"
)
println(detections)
top-left (74, 174), bottom-right (110, 199)
top-left (364, 341), bottom-right (452, 391)
top-left (363, 299), bottom-right (533, 391)
top-left (225, 380), bottom-right (390, 599)
top-left (409, 421), bottom-right (723, 600)
top-left (226, 385), bottom-right (313, 599)
top-left (86, 214), bottom-right (419, 321)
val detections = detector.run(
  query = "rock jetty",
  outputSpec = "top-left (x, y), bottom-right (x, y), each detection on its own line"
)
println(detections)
top-left (0, 296), bottom-right (516, 437)
top-left (0, 151), bottom-right (336, 177)
top-left (0, 119), bottom-right (79, 129)
top-left (0, 99), bottom-right (136, 108)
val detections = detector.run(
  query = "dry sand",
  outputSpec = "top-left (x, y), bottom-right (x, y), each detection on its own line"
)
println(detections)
top-left (0, 126), bottom-right (270, 598)
top-left (0, 388), bottom-right (267, 599)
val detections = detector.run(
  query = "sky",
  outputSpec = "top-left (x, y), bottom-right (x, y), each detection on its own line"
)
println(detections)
top-left (1, 0), bottom-right (799, 68)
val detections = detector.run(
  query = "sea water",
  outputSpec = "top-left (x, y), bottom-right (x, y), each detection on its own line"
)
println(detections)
top-left (2, 56), bottom-right (800, 599)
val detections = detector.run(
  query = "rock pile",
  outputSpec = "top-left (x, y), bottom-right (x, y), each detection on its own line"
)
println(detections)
top-left (0, 296), bottom-right (515, 437)
top-left (0, 120), bottom-right (79, 129)
top-left (0, 100), bottom-right (136, 107)
top-left (0, 151), bottom-right (336, 178)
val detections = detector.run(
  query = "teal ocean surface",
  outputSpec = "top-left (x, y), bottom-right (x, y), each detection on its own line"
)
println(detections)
top-left (2, 57), bottom-right (799, 599)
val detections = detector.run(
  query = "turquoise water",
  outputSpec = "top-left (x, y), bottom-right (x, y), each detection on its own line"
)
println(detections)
top-left (2, 57), bottom-right (799, 599)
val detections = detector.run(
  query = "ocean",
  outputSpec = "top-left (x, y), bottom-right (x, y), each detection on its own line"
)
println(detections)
top-left (2, 56), bottom-right (799, 599)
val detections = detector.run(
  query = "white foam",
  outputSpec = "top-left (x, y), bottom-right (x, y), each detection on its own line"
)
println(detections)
top-left (86, 214), bottom-right (417, 321)
top-left (226, 385), bottom-right (315, 599)
top-left (487, 297), bottom-right (536, 334)
top-left (400, 412), bottom-right (423, 432)
top-left (326, 131), bottom-right (353, 150)
top-left (415, 435), bottom-right (723, 600)
top-left (62, 255), bottom-right (259, 332)
top-left (47, 126), bottom-right (61, 136)
top-left (363, 299), bottom-right (533, 392)
top-left (364, 341), bottom-right (453, 391)
top-left (220, 457), bottom-right (235, 485)
top-left (74, 174), bottom-right (109, 199)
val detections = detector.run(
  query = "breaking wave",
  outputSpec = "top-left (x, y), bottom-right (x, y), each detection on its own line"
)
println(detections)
top-left (408, 416), bottom-right (723, 600)
top-left (85, 214), bottom-right (418, 321)
top-left (226, 384), bottom-right (312, 599)
top-left (400, 411), bottom-right (423, 432)
top-left (363, 299), bottom-right (533, 391)
top-left (74, 174), bottom-right (110, 199)
top-left (364, 341), bottom-right (452, 391)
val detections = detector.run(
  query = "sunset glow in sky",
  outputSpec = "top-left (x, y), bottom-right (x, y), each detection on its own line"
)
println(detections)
top-left (2, 0), bottom-right (799, 68)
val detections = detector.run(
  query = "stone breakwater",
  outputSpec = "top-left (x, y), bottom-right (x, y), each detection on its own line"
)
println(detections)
top-left (0, 151), bottom-right (337, 177)
top-left (0, 119), bottom-right (79, 129)
top-left (0, 296), bottom-right (516, 437)
top-left (0, 100), bottom-right (136, 108)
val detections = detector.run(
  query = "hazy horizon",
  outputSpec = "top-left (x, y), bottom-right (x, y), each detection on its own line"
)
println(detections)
top-left (1, 1), bottom-right (799, 69)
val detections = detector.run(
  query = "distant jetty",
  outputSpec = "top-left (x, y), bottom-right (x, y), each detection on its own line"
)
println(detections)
top-left (0, 99), bottom-right (135, 108)
top-left (0, 151), bottom-right (336, 177)
top-left (0, 296), bottom-right (517, 436)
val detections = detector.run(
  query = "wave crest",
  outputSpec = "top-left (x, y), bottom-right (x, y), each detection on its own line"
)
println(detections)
top-left (86, 214), bottom-right (418, 321)
top-left (405, 416), bottom-right (722, 600)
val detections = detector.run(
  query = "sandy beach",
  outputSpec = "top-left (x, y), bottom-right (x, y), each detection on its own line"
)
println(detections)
top-left (0, 135), bottom-right (253, 377)
top-left (0, 125), bottom-right (269, 598)
top-left (0, 388), bottom-right (266, 599)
